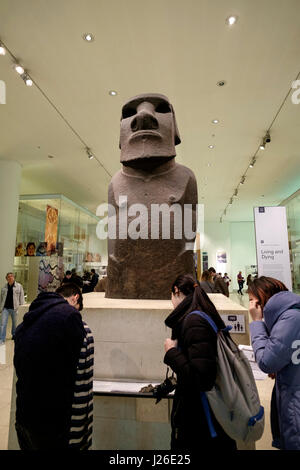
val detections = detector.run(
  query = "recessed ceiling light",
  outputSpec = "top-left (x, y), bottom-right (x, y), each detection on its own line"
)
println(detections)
top-left (217, 80), bottom-right (226, 87)
top-left (48, 155), bottom-right (54, 159)
top-left (226, 15), bottom-right (238, 26)
top-left (212, 119), bottom-right (219, 124)
top-left (83, 33), bottom-right (94, 42)
top-left (208, 145), bottom-right (214, 149)
top-left (207, 163), bottom-right (212, 167)
top-left (109, 90), bottom-right (117, 96)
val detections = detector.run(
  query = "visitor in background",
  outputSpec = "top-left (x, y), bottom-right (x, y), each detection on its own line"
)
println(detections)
top-left (89, 269), bottom-right (99, 292)
top-left (246, 274), bottom-right (253, 288)
top-left (223, 273), bottom-right (231, 288)
top-left (237, 271), bottom-right (245, 295)
top-left (200, 270), bottom-right (214, 293)
top-left (62, 270), bottom-right (73, 285)
top-left (14, 283), bottom-right (94, 450)
top-left (71, 269), bottom-right (83, 289)
top-left (208, 267), bottom-right (229, 297)
top-left (82, 271), bottom-right (92, 294)
top-left (163, 274), bottom-right (236, 451)
top-left (0, 273), bottom-right (24, 344)
top-left (248, 276), bottom-right (300, 450)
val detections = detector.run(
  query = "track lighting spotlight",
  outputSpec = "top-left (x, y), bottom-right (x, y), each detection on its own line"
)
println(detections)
top-left (264, 131), bottom-right (271, 143)
top-left (229, 198), bottom-right (233, 205)
top-left (249, 158), bottom-right (256, 168)
top-left (21, 73), bottom-right (33, 86)
top-left (86, 148), bottom-right (94, 159)
top-left (233, 189), bottom-right (238, 197)
top-left (240, 176), bottom-right (245, 185)
top-left (259, 142), bottom-right (265, 150)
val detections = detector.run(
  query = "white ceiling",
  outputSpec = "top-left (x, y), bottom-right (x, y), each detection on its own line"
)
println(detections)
top-left (0, 0), bottom-right (300, 222)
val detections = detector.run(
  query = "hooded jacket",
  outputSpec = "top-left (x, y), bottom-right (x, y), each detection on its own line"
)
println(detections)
top-left (14, 292), bottom-right (85, 444)
top-left (250, 291), bottom-right (300, 450)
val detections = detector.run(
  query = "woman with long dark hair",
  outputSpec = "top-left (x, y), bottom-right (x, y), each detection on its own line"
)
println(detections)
top-left (163, 274), bottom-right (237, 450)
top-left (248, 276), bottom-right (300, 450)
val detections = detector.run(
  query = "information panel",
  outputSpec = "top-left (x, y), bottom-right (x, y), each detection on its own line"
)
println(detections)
top-left (254, 206), bottom-right (292, 291)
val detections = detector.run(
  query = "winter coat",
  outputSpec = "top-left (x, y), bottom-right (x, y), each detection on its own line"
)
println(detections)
top-left (213, 277), bottom-right (229, 297)
top-left (0, 282), bottom-right (24, 311)
top-left (250, 291), bottom-right (300, 450)
top-left (164, 306), bottom-right (236, 450)
top-left (14, 292), bottom-right (86, 443)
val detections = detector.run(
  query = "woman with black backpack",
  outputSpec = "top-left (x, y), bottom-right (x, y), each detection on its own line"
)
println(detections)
top-left (163, 274), bottom-right (237, 450)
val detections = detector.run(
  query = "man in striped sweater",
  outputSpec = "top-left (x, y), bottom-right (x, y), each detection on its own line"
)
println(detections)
top-left (13, 283), bottom-right (94, 450)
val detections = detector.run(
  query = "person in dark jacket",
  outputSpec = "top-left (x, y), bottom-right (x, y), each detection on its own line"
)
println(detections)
top-left (208, 267), bottom-right (229, 297)
top-left (13, 283), bottom-right (94, 450)
top-left (248, 276), bottom-right (300, 450)
top-left (71, 269), bottom-right (84, 289)
top-left (61, 270), bottom-right (73, 284)
top-left (89, 269), bottom-right (99, 291)
top-left (163, 274), bottom-right (237, 450)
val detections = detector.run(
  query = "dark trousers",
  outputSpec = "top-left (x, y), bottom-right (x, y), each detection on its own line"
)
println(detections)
top-left (237, 282), bottom-right (244, 295)
top-left (15, 422), bottom-right (68, 450)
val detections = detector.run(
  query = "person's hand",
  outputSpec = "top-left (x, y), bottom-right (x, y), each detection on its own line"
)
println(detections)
top-left (164, 338), bottom-right (178, 353)
top-left (249, 300), bottom-right (263, 321)
top-left (268, 373), bottom-right (276, 380)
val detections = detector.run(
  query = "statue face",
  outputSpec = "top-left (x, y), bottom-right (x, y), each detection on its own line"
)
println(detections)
top-left (119, 93), bottom-right (181, 164)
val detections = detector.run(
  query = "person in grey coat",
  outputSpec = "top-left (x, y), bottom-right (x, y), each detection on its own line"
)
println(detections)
top-left (0, 273), bottom-right (24, 344)
top-left (248, 276), bottom-right (300, 450)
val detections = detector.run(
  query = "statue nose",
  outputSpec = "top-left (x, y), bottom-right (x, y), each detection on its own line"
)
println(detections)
top-left (131, 110), bottom-right (159, 132)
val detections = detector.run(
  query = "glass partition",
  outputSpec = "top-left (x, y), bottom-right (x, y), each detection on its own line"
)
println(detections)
top-left (14, 194), bottom-right (107, 301)
top-left (282, 191), bottom-right (300, 293)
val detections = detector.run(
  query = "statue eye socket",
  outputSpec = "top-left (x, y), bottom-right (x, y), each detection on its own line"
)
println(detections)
top-left (156, 102), bottom-right (171, 113)
top-left (122, 107), bottom-right (136, 119)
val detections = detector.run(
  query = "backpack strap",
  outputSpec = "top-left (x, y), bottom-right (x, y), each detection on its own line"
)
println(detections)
top-left (187, 310), bottom-right (232, 439)
top-left (188, 310), bottom-right (232, 334)
top-left (188, 310), bottom-right (218, 334)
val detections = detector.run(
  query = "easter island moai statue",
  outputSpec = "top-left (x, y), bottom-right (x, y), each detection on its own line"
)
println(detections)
top-left (105, 93), bottom-right (198, 299)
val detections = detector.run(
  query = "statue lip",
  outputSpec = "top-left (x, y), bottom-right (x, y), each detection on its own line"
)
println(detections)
top-left (130, 130), bottom-right (161, 140)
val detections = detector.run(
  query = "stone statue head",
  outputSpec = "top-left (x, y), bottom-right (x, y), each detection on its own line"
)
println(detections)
top-left (119, 93), bottom-right (181, 165)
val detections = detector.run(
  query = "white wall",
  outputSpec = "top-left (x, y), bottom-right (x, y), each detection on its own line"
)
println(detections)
top-left (202, 221), bottom-right (231, 276)
top-left (202, 221), bottom-right (257, 291)
top-left (230, 222), bottom-right (257, 290)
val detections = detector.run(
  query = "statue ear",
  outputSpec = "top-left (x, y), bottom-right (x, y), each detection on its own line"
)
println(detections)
top-left (170, 104), bottom-right (181, 145)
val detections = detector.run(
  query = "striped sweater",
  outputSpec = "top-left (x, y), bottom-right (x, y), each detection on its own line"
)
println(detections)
top-left (68, 321), bottom-right (94, 449)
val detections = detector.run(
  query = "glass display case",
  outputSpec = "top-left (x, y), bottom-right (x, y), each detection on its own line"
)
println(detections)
top-left (14, 194), bottom-right (107, 301)
top-left (283, 191), bottom-right (300, 293)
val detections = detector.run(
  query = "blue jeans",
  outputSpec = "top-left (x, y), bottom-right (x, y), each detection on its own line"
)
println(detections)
top-left (0, 308), bottom-right (17, 343)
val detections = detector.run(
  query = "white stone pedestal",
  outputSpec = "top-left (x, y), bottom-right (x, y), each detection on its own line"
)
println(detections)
top-left (81, 293), bottom-right (173, 382)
